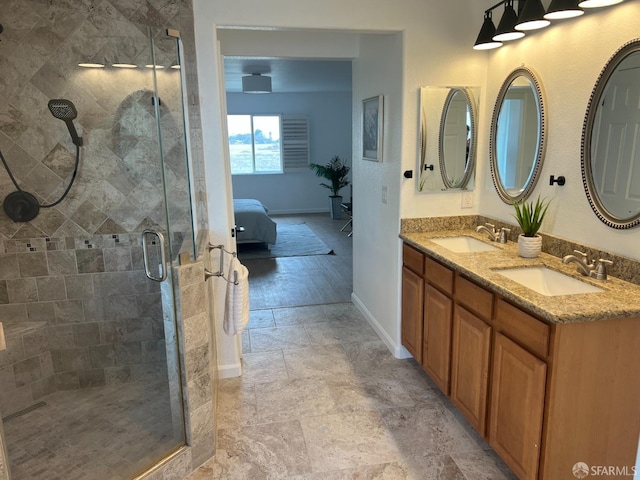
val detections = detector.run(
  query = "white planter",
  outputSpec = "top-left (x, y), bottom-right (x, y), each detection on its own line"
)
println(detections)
top-left (518, 234), bottom-right (542, 258)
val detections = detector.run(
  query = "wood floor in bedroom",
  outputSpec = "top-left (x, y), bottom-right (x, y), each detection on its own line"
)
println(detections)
top-left (241, 212), bottom-right (353, 310)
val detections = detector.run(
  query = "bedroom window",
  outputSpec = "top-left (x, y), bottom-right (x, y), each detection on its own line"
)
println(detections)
top-left (228, 115), bottom-right (282, 174)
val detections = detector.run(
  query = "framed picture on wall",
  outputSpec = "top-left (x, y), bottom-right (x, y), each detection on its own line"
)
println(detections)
top-left (362, 95), bottom-right (384, 162)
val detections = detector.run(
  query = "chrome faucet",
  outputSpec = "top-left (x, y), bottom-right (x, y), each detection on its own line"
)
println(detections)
top-left (475, 223), bottom-right (510, 244)
top-left (562, 250), bottom-right (613, 280)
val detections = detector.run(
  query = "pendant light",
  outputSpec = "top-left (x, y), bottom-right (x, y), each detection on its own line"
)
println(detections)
top-left (493, 1), bottom-right (526, 42)
top-left (474, 12), bottom-right (504, 50)
top-left (544, 0), bottom-right (585, 19)
top-left (515, 0), bottom-right (551, 30)
top-left (578, 0), bottom-right (622, 7)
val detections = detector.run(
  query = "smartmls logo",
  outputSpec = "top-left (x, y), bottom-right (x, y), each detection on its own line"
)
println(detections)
top-left (573, 462), bottom-right (590, 479)
top-left (573, 461), bottom-right (636, 477)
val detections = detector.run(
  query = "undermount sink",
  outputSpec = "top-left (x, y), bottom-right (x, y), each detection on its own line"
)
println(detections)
top-left (495, 266), bottom-right (604, 296)
top-left (430, 236), bottom-right (500, 253)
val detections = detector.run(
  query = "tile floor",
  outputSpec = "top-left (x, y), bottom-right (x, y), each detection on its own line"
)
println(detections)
top-left (3, 379), bottom-right (181, 480)
top-left (187, 303), bottom-right (518, 480)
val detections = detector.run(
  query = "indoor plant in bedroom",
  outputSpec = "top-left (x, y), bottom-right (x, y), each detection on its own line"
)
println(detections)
top-left (513, 195), bottom-right (550, 258)
top-left (310, 155), bottom-right (350, 220)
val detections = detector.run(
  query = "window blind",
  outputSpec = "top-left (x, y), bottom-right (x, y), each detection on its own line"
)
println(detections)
top-left (281, 115), bottom-right (309, 172)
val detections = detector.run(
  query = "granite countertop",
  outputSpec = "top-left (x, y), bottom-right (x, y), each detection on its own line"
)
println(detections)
top-left (400, 230), bottom-right (640, 325)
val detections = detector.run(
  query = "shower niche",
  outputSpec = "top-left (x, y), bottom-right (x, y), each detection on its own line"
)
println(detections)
top-left (0, 22), bottom-right (196, 480)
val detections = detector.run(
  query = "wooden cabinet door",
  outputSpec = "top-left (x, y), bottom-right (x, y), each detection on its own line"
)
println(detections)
top-left (422, 283), bottom-right (453, 394)
top-left (401, 266), bottom-right (424, 362)
top-left (489, 333), bottom-right (547, 480)
top-left (450, 305), bottom-right (491, 436)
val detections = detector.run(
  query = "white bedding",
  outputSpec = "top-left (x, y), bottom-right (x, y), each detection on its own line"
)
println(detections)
top-left (233, 199), bottom-right (277, 245)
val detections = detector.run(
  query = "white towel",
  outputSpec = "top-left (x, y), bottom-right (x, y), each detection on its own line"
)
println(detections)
top-left (223, 256), bottom-right (250, 336)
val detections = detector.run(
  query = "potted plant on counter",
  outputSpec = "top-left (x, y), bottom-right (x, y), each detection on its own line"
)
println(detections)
top-left (310, 155), bottom-right (350, 220)
top-left (513, 195), bottom-right (550, 258)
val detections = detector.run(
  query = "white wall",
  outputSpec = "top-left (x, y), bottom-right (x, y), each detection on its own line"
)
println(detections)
top-left (193, 0), bottom-right (488, 371)
top-left (474, 3), bottom-right (640, 261)
top-left (228, 91), bottom-right (353, 213)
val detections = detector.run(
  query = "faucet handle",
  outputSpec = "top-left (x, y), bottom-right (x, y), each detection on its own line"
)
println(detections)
top-left (591, 259), bottom-right (613, 280)
top-left (573, 249), bottom-right (588, 259)
top-left (485, 223), bottom-right (497, 233)
top-left (498, 228), bottom-right (510, 244)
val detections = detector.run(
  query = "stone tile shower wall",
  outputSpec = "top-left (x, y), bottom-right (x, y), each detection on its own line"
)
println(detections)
top-left (0, 233), bottom-right (168, 417)
top-left (0, 0), bottom-right (214, 476)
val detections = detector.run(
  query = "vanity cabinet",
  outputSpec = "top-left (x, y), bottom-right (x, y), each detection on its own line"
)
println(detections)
top-left (450, 304), bottom-right (491, 436)
top-left (423, 283), bottom-right (453, 393)
top-left (401, 244), bottom-right (424, 361)
top-left (489, 333), bottom-right (546, 480)
top-left (400, 241), bottom-right (640, 480)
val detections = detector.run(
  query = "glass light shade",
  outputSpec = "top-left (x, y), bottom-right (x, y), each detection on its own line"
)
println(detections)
top-left (112, 63), bottom-right (137, 68)
top-left (516, 0), bottom-right (551, 31)
top-left (578, 0), bottom-right (622, 7)
top-left (78, 63), bottom-right (105, 68)
top-left (493, 3), bottom-right (526, 41)
top-left (544, 0), bottom-right (585, 18)
top-left (474, 14), bottom-right (503, 50)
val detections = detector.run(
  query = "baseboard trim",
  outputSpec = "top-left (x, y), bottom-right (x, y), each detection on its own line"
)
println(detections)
top-left (217, 362), bottom-right (242, 379)
top-left (351, 293), bottom-right (412, 359)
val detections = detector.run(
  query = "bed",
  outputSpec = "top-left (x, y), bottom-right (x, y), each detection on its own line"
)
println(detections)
top-left (233, 199), bottom-right (277, 245)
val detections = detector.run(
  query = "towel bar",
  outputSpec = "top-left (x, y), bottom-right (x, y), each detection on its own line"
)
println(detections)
top-left (205, 244), bottom-right (239, 284)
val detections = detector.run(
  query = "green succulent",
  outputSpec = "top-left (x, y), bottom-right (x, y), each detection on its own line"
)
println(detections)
top-left (513, 195), bottom-right (550, 237)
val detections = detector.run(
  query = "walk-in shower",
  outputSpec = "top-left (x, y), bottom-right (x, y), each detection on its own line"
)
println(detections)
top-left (0, 15), bottom-right (195, 480)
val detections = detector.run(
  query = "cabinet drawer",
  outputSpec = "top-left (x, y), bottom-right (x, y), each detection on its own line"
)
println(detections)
top-left (424, 256), bottom-right (454, 295)
top-left (403, 243), bottom-right (424, 275)
top-left (456, 275), bottom-right (493, 321)
top-left (495, 299), bottom-right (550, 359)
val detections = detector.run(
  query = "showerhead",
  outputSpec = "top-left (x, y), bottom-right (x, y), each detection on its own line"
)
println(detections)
top-left (48, 99), bottom-right (83, 147)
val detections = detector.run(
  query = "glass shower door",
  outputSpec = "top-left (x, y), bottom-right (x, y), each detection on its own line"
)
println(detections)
top-left (0, 24), bottom-right (193, 480)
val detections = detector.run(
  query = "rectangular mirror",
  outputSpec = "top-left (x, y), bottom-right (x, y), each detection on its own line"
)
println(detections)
top-left (418, 86), bottom-right (480, 193)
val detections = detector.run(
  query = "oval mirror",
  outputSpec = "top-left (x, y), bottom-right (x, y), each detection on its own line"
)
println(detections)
top-left (582, 39), bottom-right (640, 229)
top-left (490, 67), bottom-right (546, 204)
top-left (439, 88), bottom-right (476, 189)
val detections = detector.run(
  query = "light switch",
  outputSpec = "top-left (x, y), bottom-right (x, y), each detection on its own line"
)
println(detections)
top-left (461, 191), bottom-right (473, 209)
top-left (382, 186), bottom-right (388, 204)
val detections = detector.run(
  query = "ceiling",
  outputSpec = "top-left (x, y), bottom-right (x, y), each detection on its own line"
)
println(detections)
top-left (223, 57), bottom-right (352, 94)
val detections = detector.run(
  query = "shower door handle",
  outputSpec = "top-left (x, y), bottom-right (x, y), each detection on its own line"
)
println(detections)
top-left (142, 229), bottom-right (168, 282)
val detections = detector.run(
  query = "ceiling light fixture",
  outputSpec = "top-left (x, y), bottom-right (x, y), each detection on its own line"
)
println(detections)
top-left (474, 0), bottom-right (623, 50)
top-left (474, 12), bottom-right (504, 50)
top-left (516, 0), bottom-right (551, 30)
top-left (493, 0), bottom-right (526, 41)
top-left (578, 0), bottom-right (622, 7)
top-left (242, 73), bottom-right (272, 94)
top-left (544, 0), bottom-right (585, 19)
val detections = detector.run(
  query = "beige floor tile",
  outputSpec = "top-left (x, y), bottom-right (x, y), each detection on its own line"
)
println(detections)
top-left (249, 325), bottom-right (311, 352)
top-left (380, 405), bottom-right (484, 459)
top-left (283, 344), bottom-right (354, 379)
top-left (452, 450), bottom-right (518, 480)
top-left (216, 380), bottom-right (258, 429)
top-left (272, 305), bottom-right (328, 326)
top-left (326, 374), bottom-right (416, 413)
top-left (288, 461), bottom-right (411, 479)
top-left (254, 377), bottom-right (339, 423)
top-left (216, 420), bottom-right (312, 479)
top-left (305, 320), bottom-right (381, 346)
top-left (300, 410), bottom-right (402, 472)
top-left (240, 350), bottom-right (289, 384)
